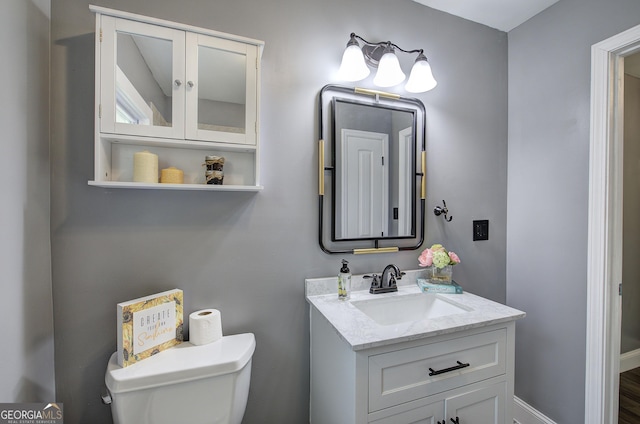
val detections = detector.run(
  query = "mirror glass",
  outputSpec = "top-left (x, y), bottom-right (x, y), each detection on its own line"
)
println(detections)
top-left (197, 45), bottom-right (246, 133)
top-left (333, 99), bottom-right (416, 240)
top-left (116, 31), bottom-right (173, 128)
top-left (319, 85), bottom-right (425, 254)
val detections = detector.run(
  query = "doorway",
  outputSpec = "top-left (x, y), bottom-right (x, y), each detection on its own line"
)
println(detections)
top-left (586, 24), bottom-right (640, 424)
top-left (618, 52), bottom-right (640, 423)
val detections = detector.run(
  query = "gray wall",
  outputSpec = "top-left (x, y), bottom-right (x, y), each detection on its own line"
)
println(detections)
top-left (507, 1), bottom-right (640, 423)
top-left (0, 0), bottom-right (55, 403)
top-left (51, 0), bottom-right (508, 422)
top-left (622, 73), bottom-right (640, 354)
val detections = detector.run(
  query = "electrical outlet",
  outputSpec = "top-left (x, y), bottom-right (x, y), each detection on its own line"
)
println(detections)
top-left (473, 220), bottom-right (489, 241)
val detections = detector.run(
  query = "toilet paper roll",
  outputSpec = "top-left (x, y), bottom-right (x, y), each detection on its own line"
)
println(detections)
top-left (189, 309), bottom-right (223, 346)
top-left (133, 150), bottom-right (158, 183)
top-left (160, 166), bottom-right (184, 184)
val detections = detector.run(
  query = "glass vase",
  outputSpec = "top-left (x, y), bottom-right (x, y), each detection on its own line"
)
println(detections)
top-left (429, 265), bottom-right (453, 284)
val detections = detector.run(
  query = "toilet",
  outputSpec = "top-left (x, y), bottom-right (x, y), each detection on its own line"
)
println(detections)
top-left (103, 333), bottom-right (255, 424)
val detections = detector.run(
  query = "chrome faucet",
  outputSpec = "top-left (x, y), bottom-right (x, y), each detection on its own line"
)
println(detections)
top-left (367, 264), bottom-right (404, 294)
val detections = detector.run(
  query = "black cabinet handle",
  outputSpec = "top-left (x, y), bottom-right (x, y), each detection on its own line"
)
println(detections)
top-left (428, 361), bottom-right (470, 376)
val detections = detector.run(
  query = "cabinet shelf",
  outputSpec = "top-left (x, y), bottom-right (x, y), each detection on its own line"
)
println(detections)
top-left (88, 180), bottom-right (263, 191)
top-left (93, 137), bottom-right (259, 189)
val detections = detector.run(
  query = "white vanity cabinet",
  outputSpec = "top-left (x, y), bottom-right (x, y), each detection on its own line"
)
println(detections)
top-left (90, 6), bottom-right (263, 190)
top-left (369, 380), bottom-right (506, 424)
top-left (309, 307), bottom-right (516, 424)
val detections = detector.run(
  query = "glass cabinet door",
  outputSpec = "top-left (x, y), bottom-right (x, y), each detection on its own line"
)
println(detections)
top-left (99, 16), bottom-right (185, 139)
top-left (185, 33), bottom-right (258, 145)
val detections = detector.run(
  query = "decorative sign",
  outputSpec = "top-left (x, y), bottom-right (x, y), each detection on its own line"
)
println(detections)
top-left (117, 289), bottom-right (183, 367)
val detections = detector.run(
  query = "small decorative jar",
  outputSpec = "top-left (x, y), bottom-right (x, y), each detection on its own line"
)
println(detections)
top-left (204, 155), bottom-right (225, 171)
top-left (205, 170), bottom-right (224, 185)
top-left (204, 155), bottom-right (225, 185)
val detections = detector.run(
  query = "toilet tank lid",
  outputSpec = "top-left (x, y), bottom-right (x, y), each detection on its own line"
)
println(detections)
top-left (105, 333), bottom-right (255, 394)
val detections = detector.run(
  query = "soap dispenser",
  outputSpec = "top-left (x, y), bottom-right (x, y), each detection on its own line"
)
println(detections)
top-left (338, 259), bottom-right (352, 300)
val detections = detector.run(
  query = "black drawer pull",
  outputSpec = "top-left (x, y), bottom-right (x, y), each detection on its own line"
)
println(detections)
top-left (428, 361), bottom-right (470, 376)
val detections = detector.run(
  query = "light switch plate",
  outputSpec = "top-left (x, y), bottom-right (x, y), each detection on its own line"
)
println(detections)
top-left (473, 220), bottom-right (489, 241)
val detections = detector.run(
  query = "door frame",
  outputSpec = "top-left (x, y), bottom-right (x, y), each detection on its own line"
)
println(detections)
top-left (586, 23), bottom-right (640, 424)
top-left (398, 126), bottom-right (413, 237)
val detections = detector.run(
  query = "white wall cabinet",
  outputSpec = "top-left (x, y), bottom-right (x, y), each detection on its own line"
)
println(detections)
top-left (90, 6), bottom-right (264, 190)
top-left (309, 307), bottom-right (516, 424)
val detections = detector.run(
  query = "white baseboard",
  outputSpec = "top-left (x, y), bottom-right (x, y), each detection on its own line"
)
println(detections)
top-left (620, 348), bottom-right (640, 373)
top-left (513, 396), bottom-right (557, 424)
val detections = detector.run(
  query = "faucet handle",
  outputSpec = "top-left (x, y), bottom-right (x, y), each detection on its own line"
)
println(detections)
top-left (389, 274), bottom-right (398, 288)
top-left (364, 274), bottom-right (381, 289)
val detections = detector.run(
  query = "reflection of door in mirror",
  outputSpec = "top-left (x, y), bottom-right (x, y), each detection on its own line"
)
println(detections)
top-left (337, 130), bottom-right (389, 239)
top-left (333, 98), bottom-right (416, 241)
top-left (116, 31), bottom-right (173, 127)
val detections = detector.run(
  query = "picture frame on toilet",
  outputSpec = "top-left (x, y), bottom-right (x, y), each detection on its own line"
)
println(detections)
top-left (116, 288), bottom-right (184, 367)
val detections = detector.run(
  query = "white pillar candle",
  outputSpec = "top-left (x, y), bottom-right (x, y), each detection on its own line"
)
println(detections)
top-left (133, 150), bottom-right (158, 183)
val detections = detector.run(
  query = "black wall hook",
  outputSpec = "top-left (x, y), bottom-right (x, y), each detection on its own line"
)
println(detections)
top-left (434, 200), bottom-right (453, 222)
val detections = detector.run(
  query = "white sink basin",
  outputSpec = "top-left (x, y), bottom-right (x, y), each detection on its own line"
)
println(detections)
top-left (351, 293), bottom-right (472, 326)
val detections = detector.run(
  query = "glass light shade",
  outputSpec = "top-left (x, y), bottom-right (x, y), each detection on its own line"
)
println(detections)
top-left (338, 44), bottom-right (370, 82)
top-left (405, 57), bottom-right (437, 93)
top-left (373, 51), bottom-right (405, 87)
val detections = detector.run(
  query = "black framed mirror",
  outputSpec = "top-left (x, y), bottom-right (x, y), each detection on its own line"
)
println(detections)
top-left (318, 85), bottom-right (426, 254)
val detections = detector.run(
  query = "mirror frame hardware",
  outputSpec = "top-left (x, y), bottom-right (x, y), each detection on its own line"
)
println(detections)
top-left (318, 84), bottom-right (426, 254)
top-left (354, 247), bottom-right (399, 254)
top-left (354, 87), bottom-right (401, 100)
top-left (421, 151), bottom-right (427, 199)
top-left (434, 199), bottom-right (453, 222)
top-left (318, 139), bottom-right (325, 195)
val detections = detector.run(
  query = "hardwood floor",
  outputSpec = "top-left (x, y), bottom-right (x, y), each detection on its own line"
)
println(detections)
top-left (619, 367), bottom-right (640, 423)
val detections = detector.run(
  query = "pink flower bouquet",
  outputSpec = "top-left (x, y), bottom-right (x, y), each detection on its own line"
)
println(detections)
top-left (418, 244), bottom-right (461, 269)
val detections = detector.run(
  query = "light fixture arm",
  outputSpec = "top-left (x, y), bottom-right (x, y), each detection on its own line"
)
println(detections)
top-left (349, 33), bottom-right (424, 59)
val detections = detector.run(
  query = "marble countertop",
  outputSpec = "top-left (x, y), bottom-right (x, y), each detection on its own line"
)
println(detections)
top-left (305, 269), bottom-right (525, 351)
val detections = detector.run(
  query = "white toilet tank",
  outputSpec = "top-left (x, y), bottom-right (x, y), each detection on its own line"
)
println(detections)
top-left (105, 333), bottom-right (255, 424)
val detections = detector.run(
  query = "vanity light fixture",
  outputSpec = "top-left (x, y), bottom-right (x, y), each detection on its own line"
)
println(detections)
top-left (338, 33), bottom-right (437, 93)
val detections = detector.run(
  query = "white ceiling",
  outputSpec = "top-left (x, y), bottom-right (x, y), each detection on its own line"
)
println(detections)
top-left (412, 0), bottom-right (560, 32)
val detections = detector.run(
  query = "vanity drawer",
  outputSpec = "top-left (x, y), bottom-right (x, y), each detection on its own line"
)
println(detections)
top-left (368, 328), bottom-right (506, 412)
